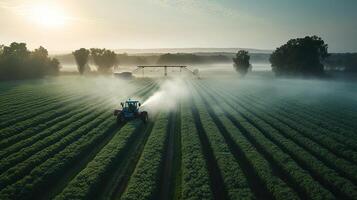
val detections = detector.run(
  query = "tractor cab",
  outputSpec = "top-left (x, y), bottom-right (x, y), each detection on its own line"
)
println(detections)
top-left (121, 99), bottom-right (141, 117)
top-left (114, 99), bottom-right (148, 124)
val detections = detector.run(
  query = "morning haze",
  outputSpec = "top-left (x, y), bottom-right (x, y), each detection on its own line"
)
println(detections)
top-left (1, 0), bottom-right (357, 53)
top-left (0, 1), bottom-right (357, 200)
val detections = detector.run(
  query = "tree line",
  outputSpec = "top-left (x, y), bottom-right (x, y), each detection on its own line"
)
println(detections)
top-left (324, 53), bottom-right (357, 72)
top-left (0, 43), bottom-right (60, 81)
top-left (73, 48), bottom-right (118, 75)
top-left (234, 36), bottom-right (330, 77)
top-left (2, 36), bottom-right (357, 80)
top-left (234, 35), bottom-right (357, 77)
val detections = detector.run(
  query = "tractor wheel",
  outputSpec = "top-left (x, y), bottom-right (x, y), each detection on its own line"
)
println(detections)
top-left (141, 111), bottom-right (148, 123)
top-left (117, 114), bottom-right (124, 124)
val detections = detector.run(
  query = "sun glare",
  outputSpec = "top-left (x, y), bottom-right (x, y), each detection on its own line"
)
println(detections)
top-left (27, 4), bottom-right (68, 28)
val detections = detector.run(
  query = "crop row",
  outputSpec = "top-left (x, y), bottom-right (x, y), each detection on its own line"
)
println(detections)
top-left (0, 82), bottom-right (68, 105)
top-left (239, 85), bottom-right (357, 130)
top-left (0, 98), bottom-right (105, 158)
top-left (216, 87), bottom-right (357, 179)
top-left (0, 82), bottom-right (84, 115)
top-left (0, 92), bottom-right (90, 131)
top-left (0, 80), bottom-right (155, 140)
top-left (0, 115), bottom-right (117, 199)
top-left (55, 121), bottom-right (142, 200)
top-left (97, 83), bottom-right (160, 200)
top-left (209, 86), bottom-right (357, 199)
top-left (189, 85), bottom-right (255, 199)
top-left (280, 98), bottom-right (357, 131)
top-left (0, 95), bottom-right (104, 149)
top-left (120, 112), bottom-right (169, 200)
top-left (0, 78), bottom-right (152, 120)
top-left (214, 87), bottom-right (357, 175)
top-left (242, 92), bottom-right (357, 148)
top-left (160, 107), bottom-right (181, 200)
top-left (235, 93), bottom-right (357, 180)
top-left (0, 90), bottom-right (80, 122)
top-left (196, 82), bottom-right (334, 199)
top-left (180, 102), bottom-right (213, 200)
top-left (206, 80), bottom-right (357, 130)
top-left (0, 109), bottom-right (109, 192)
top-left (0, 81), bottom-right (157, 199)
top-left (0, 80), bottom-right (156, 154)
top-left (192, 82), bottom-right (300, 199)
top-left (260, 91), bottom-right (357, 133)
top-left (55, 83), bottom-right (157, 200)
top-left (235, 103), bottom-right (357, 199)
top-left (0, 102), bottom-right (108, 175)
top-left (212, 83), bottom-right (357, 157)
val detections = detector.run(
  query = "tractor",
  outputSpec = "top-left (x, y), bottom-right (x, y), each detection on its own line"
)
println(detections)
top-left (113, 99), bottom-right (148, 124)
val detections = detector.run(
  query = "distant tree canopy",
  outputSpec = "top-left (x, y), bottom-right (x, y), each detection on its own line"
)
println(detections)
top-left (344, 53), bottom-right (357, 72)
top-left (270, 36), bottom-right (329, 76)
top-left (157, 53), bottom-right (230, 65)
top-left (90, 48), bottom-right (117, 73)
top-left (0, 42), bottom-right (60, 81)
top-left (0, 45), bottom-right (4, 55)
top-left (73, 48), bottom-right (90, 75)
top-left (325, 53), bottom-right (357, 73)
top-left (233, 50), bottom-right (251, 76)
top-left (117, 53), bottom-right (150, 65)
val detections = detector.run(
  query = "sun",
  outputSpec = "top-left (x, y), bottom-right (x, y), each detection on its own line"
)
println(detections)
top-left (27, 4), bottom-right (68, 28)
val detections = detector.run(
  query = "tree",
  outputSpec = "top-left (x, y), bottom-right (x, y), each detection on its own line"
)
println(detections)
top-left (32, 46), bottom-right (48, 58)
top-left (233, 50), bottom-right (251, 76)
top-left (90, 48), bottom-right (117, 73)
top-left (270, 36), bottom-right (328, 76)
top-left (0, 42), bottom-right (60, 80)
top-left (73, 48), bottom-right (90, 75)
top-left (344, 53), bottom-right (357, 73)
top-left (0, 45), bottom-right (4, 55)
top-left (47, 58), bottom-right (61, 75)
top-left (2, 42), bottom-right (29, 58)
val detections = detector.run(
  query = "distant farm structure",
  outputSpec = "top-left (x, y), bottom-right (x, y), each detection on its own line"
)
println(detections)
top-left (133, 65), bottom-right (199, 78)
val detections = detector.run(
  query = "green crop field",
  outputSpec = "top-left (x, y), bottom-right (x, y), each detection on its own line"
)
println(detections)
top-left (0, 76), bottom-right (357, 200)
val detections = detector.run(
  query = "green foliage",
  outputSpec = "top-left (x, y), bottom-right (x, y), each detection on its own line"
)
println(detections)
top-left (202, 80), bottom-right (357, 199)
top-left (180, 103), bottom-right (213, 200)
top-left (90, 48), bottom-right (117, 73)
top-left (0, 78), bottom-right (155, 200)
top-left (0, 45), bottom-right (4, 55)
top-left (233, 50), bottom-right (251, 76)
top-left (121, 112), bottom-right (169, 200)
top-left (72, 48), bottom-right (90, 75)
top-left (0, 42), bottom-right (60, 80)
top-left (0, 93), bottom-right (77, 130)
top-left (191, 90), bottom-right (254, 199)
top-left (322, 53), bottom-right (357, 73)
top-left (0, 114), bottom-right (113, 199)
top-left (233, 102), bottom-right (357, 199)
top-left (270, 36), bottom-right (328, 76)
top-left (56, 121), bottom-right (141, 200)
top-left (195, 83), bottom-right (299, 199)
top-left (1, 77), bottom-right (357, 200)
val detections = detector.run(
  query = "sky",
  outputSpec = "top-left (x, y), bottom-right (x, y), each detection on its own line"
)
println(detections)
top-left (0, 0), bottom-right (356, 53)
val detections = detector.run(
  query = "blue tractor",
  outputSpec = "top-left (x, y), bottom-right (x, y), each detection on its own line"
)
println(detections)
top-left (113, 99), bottom-right (148, 124)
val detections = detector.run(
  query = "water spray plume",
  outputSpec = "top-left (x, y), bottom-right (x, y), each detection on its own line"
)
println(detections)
top-left (141, 79), bottom-right (189, 112)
